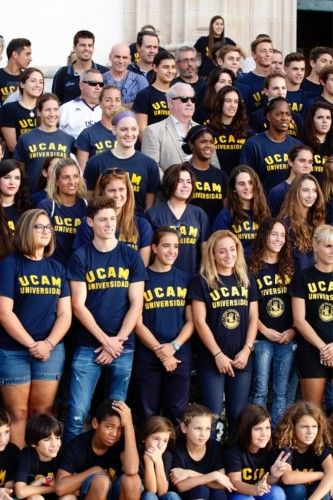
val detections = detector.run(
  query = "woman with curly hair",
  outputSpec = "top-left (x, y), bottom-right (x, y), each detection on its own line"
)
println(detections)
top-left (322, 154), bottom-right (333, 224)
top-left (188, 230), bottom-right (258, 432)
top-left (210, 86), bottom-right (253, 176)
top-left (194, 15), bottom-right (238, 77)
top-left (275, 401), bottom-right (333, 500)
top-left (0, 159), bottom-right (31, 232)
top-left (301, 101), bottom-right (333, 183)
top-left (249, 219), bottom-right (295, 428)
top-left (278, 173), bottom-right (326, 271)
top-left (74, 168), bottom-right (153, 266)
top-left (212, 165), bottom-right (270, 261)
top-left (38, 157), bottom-right (87, 265)
top-left (291, 225), bottom-right (333, 408)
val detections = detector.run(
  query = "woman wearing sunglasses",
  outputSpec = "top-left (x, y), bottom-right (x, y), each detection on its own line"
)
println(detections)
top-left (74, 167), bottom-right (153, 266)
top-left (0, 208), bottom-right (71, 448)
top-left (147, 163), bottom-right (209, 275)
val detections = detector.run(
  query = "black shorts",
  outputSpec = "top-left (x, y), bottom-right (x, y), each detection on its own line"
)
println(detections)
top-left (297, 346), bottom-right (333, 379)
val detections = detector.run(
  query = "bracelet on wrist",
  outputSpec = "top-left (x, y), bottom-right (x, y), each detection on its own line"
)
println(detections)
top-left (44, 338), bottom-right (54, 351)
top-left (214, 351), bottom-right (222, 357)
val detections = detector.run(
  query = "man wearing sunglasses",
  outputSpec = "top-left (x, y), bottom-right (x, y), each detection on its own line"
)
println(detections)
top-left (59, 69), bottom-right (103, 139)
top-left (141, 82), bottom-right (198, 174)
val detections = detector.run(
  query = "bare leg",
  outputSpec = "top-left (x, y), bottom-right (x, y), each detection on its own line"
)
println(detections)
top-left (28, 380), bottom-right (60, 415)
top-left (0, 383), bottom-right (30, 448)
top-left (300, 378), bottom-right (326, 407)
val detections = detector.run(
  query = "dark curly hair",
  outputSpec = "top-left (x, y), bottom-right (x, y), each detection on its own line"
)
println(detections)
top-left (248, 218), bottom-right (294, 280)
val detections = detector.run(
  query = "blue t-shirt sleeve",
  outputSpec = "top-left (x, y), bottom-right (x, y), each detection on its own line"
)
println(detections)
top-left (187, 275), bottom-right (206, 302)
top-left (75, 127), bottom-right (91, 152)
top-left (0, 255), bottom-right (16, 299)
top-left (239, 140), bottom-right (256, 168)
top-left (72, 219), bottom-right (93, 250)
top-left (212, 208), bottom-right (232, 233)
top-left (13, 135), bottom-right (27, 162)
top-left (83, 157), bottom-right (99, 190)
top-left (67, 250), bottom-right (86, 281)
top-left (199, 208), bottom-right (210, 241)
top-left (128, 247), bottom-right (148, 282)
top-left (136, 216), bottom-right (153, 248)
top-left (133, 88), bottom-right (150, 114)
top-left (146, 158), bottom-right (161, 192)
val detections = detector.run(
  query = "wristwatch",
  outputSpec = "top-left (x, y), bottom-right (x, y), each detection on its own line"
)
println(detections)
top-left (171, 340), bottom-right (181, 351)
top-left (246, 342), bottom-right (254, 352)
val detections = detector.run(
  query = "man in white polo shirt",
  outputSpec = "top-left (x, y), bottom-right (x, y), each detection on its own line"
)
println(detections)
top-left (59, 68), bottom-right (103, 139)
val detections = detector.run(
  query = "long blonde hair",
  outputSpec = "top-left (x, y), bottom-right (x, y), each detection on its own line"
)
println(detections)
top-left (46, 157), bottom-right (87, 204)
top-left (200, 230), bottom-right (249, 289)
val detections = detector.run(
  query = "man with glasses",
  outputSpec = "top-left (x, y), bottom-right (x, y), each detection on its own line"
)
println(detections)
top-left (59, 69), bottom-right (103, 139)
top-left (52, 30), bottom-right (108, 104)
top-left (173, 46), bottom-right (205, 96)
top-left (142, 82), bottom-right (198, 174)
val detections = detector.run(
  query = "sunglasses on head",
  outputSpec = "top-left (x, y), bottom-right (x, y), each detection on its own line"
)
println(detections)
top-left (171, 96), bottom-right (196, 104)
top-left (102, 168), bottom-right (126, 176)
top-left (82, 80), bottom-right (104, 87)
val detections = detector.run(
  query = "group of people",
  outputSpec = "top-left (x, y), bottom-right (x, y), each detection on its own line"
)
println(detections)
top-left (0, 18), bottom-right (332, 500)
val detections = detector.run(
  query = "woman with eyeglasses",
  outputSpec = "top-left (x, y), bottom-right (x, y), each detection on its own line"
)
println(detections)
top-left (0, 208), bottom-right (71, 448)
top-left (188, 229), bottom-right (258, 433)
top-left (13, 93), bottom-right (75, 194)
top-left (210, 85), bottom-right (253, 177)
top-left (37, 157), bottom-right (87, 265)
top-left (146, 163), bottom-right (209, 275)
top-left (0, 68), bottom-right (44, 154)
top-left (74, 168), bottom-right (153, 266)
top-left (133, 51), bottom-right (177, 139)
top-left (84, 110), bottom-right (160, 213)
top-left (0, 159), bottom-right (30, 233)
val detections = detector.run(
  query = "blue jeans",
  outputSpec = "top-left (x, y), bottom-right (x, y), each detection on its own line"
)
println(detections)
top-left (228, 484), bottom-right (286, 500)
top-left (141, 493), bottom-right (181, 500)
top-left (198, 365), bottom-right (252, 434)
top-left (283, 483), bottom-right (330, 500)
top-left (64, 346), bottom-right (134, 443)
top-left (252, 340), bottom-right (296, 428)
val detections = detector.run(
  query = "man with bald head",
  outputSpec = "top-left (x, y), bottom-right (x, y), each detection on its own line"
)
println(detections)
top-left (103, 42), bottom-right (148, 107)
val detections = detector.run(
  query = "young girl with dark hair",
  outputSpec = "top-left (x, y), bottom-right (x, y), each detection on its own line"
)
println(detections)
top-left (224, 404), bottom-right (289, 500)
top-left (278, 173), bottom-right (326, 271)
top-left (302, 101), bottom-right (333, 183)
top-left (0, 159), bottom-right (30, 232)
top-left (210, 86), bottom-right (253, 176)
top-left (0, 67), bottom-right (44, 153)
top-left (194, 16), bottom-right (237, 77)
top-left (249, 219), bottom-right (296, 428)
top-left (276, 401), bottom-right (333, 500)
top-left (138, 416), bottom-right (180, 500)
top-left (194, 68), bottom-right (234, 124)
top-left (212, 165), bottom-right (270, 261)
top-left (147, 163), bottom-right (209, 275)
top-left (134, 227), bottom-right (193, 424)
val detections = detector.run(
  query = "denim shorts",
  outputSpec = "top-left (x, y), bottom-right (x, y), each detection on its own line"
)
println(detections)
top-left (0, 343), bottom-right (65, 385)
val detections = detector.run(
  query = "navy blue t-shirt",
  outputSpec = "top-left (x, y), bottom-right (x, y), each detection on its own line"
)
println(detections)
top-left (0, 442), bottom-right (20, 485)
top-left (214, 126), bottom-right (254, 176)
top-left (3, 204), bottom-right (20, 232)
top-left (15, 447), bottom-right (59, 484)
top-left (73, 214), bottom-right (153, 251)
top-left (283, 217), bottom-right (315, 272)
top-left (224, 445), bottom-right (277, 484)
top-left (75, 121), bottom-right (116, 158)
top-left (13, 128), bottom-right (75, 192)
top-left (133, 86), bottom-right (170, 125)
top-left (188, 163), bottom-right (228, 223)
top-left (84, 149), bottom-right (160, 213)
top-left (172, 437), bottom-right (224, 473)
top-left (136, 266), bottom-right (192, 360)
top-left (212, 208), bottom-right (259, 261)
top-left (188, 273), bottom-right (258, 368)
top-left (283, 446), bottom-right (332, 475)
top-left (286, 89), bottom-right (313, 115)
top-left (301, 79), bottom-right (322, 98)
top-left (267, 181), bottom-right (289, 217)
top-left (310, 143), bottom-right (330, 184)
top-left (58, 429), bottom-right (122, 480)
top-left (255, 262), bottom-right (293, 340)
top-left (237, 72), bottom-right (265, 111)
top-left (0, 69), bottom-right (20, 104)
top-left (0, 101), bottom-right (37, 138)
top-left (146, 201), bottom-right (210, 275)
top-left (194, 36), bottom-right (235, 77)
top-left (38, 198), bottom-right (87, 265)
top-left (67, 242), bottom-right (147, 348)
top-left (239, 132), bottom-right (301, 192)
top-left (0, 252), bottom-right (69, 349)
